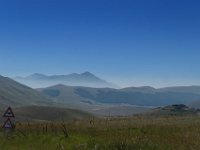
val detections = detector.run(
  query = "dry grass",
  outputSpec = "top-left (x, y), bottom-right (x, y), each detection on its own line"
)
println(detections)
top-left (1, 115), bottom-right (200, 150)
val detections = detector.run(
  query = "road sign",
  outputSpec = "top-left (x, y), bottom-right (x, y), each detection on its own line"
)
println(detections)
top-left (3, 107), bottom-right (15, 118)
top-left (2, 118), bottom-right (14, 129)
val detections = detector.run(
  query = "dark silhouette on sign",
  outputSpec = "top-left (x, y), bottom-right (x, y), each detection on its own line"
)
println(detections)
top-left (2, 118), bottom-right (14, 129)
top-left (2, 106), bottom-right (15, 130)
top-left (3, 107), bottom-right (15, 118)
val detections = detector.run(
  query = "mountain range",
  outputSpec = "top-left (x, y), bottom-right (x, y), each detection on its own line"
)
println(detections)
top-left (39, 84), bottom-right (200, 108)
top-left (0, 75), bottom-right (147, 116)
top-left (14, 72), bottom-right (117, 88)
top-left (2, 74), bottom-right (200, 117)
top-left (0, 76), bottom-right (93, 121)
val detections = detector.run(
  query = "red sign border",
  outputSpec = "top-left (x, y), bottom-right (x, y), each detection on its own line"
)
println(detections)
top-left (2, 118), bottom-right (14, 129)
top-left (3, 106), bottom-right (15, 118)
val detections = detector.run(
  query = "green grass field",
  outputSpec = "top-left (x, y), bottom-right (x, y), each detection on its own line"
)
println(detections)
top-left (1, 115), bottom-right (200, 150)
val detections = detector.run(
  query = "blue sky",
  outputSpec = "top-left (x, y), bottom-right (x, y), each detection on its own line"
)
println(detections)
top-left (0, 0), bottom-right (200, 87)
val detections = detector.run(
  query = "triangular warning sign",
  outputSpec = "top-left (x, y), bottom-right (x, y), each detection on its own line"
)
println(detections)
top-left (3, 107), bottom-right (15, 118)
top-left (2, 118), bottom-right (14, 129)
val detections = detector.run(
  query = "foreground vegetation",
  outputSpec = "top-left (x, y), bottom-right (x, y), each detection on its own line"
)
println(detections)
top-left (1, 115), bottom-right (200, 150)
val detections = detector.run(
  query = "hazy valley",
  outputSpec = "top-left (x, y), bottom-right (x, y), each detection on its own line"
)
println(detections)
top-left (0, 73), bottom-right (200, 120)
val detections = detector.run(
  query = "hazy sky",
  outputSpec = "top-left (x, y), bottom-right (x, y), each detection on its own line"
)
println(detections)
top-left (0, 0), bottom-right (200, 87)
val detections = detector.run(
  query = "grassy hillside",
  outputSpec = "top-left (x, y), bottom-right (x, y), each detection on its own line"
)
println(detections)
top-left (38, 84), bottom-right (85, 103)
top-left (0, 105), bottom-right (93, 122)
top-left (0, 75), bottom-right (52, 109)
top-left (39, 84), bottom-right (200, 107)
top-left (1, 116), bottom-right (200, 149)
top-left (38, 85), bottom-right (152, 116)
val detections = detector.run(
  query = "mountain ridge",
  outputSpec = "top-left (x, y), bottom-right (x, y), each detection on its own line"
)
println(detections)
top-left (39, 84), bottom-right (200, 108)
top-left (2, 75), bottom-right (200, 116)
top-left (0, 75), bottom-right (52, 109)
top-left (14, 72), bottom-right (117, 88)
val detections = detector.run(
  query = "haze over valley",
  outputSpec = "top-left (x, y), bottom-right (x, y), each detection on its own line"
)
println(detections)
top-left (0, 72), bottom-right (200, 119)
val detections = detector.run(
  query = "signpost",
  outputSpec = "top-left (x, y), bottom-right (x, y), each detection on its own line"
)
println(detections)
top-left (2, 106), bottom-right (15, 135)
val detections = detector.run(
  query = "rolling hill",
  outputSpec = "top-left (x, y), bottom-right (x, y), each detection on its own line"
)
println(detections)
top-left (0, 75), bottom-right (52, 109)
top-left (37, 84), bottom-right (152, 116)
top-left (39, 85), bottom-right (200, 107)
top-left (0, 76), bottom-right (150, 116)
top-left (2, 74), bottom-right (200, 117)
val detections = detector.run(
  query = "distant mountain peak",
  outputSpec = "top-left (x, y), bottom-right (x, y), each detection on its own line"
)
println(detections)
top-left (81, 71), bottom-right (94, 76)
top-left (80, 72), bottom-right (102, 80)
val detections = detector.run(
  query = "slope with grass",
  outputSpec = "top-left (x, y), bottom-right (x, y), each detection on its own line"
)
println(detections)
top-left (1, 115), bottom-right (200, 150)
top-left (0, 75), bottom-right (52, 109)
top-left (39, 84), bottom-right (200, 107)
top-left (38, 84), bottom-right (152, 116)
top-left (0, 105), bottom-right (93, 123)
